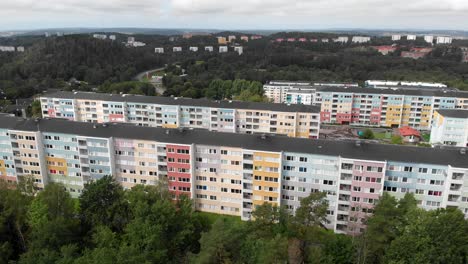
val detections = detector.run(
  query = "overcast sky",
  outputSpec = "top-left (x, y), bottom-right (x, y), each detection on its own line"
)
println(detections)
top-left (1, 0), bottom-right (468, 31)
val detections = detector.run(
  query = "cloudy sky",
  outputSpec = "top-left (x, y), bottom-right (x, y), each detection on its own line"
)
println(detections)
top-left (1, 0), bottom-right (468, 31)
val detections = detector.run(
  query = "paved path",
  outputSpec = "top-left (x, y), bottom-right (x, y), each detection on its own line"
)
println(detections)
top-left (134, 67), bottom-right (166, 95)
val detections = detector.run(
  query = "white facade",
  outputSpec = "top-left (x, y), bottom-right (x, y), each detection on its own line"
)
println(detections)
top-left (189, 46), bottom-right (199, 52)
top-left (0, 46), bottom-right (15, 52)
top-left (228, 35), bottom-right (236, 42)
top-left (131, 41), bottom-right (146, 47)
top-left (205, 46), bottom-right (213, 52)
top-left (437, 36), bottom-right (452, 44)
top-left (334, 36), bottom-right (349, 43)
top-left (155, 48), bottom-right (164, 54)
top-left (264, 82), bottom-right (316, 104)
top-left (93, 34), bottom-right (107, 40)
top-left (365, 80), bottom-right (447, 88)
top-left (16, 46), bottom-right (25, 52)
top-left (424, 35), bottom-right (434, 44)
top-left (109, 35), bottom-right (116, 40)
top-left (352, 36), bottom-right (371, 43)
top-left (234, 46), bottom-right (243, 55)
top-left (127, 37), bottom-right (135, 43)
top-left (407, 35), bottom-right (417, 40)
top-left (392, 35), bottom-right (401, 41)
top-left (285, 90), bottom-right (316, 105)
top-left (173, 47), bottom-right (182, 52)
top-left (431, 110), bottom-right (468, 147)
top-left (219, 46), bottom-right (228, 53)
top-left (321, 38), bottom-right (329, 43)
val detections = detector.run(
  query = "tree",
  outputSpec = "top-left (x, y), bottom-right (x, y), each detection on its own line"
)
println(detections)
top-left (29, 100), bottom-right (42, 118)
top-left (385, 208), bottom-right (468, 264)
top-left (79, 175), bottom-right (129, 232)
top-left (360, 129), bottom-right (375, 139)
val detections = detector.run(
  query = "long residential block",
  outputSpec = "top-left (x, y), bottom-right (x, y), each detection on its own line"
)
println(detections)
top-left (265, 82), bottom-right (468, 129)
top-left (0, 115), bottom-right (467, 235)
top-left (39, 91), bottom-right (321, 139)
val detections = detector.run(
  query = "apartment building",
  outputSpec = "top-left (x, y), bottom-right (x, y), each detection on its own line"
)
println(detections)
top-left (234, 46), bottom-right (243, 55)
top-left (1, 115), bottom-right (467, 235)
top-left (391, 35), bottom-right (401, 41)
top-left (406, 35), bottom-right (417, 40)
top-left (424, 35), bottom-right (434, 44)
top-left (431, 109), bottom-right (468, 147)
top-left (316, 87), bottom-right (468, 129)
top-left (155, 48), bottom-right (164, 54)
top-left (39, 91), bottom-right (321, 139)
top-left (352, 36), bottom-right (371, 43)
top-left (285, 89), bottom-right (316, 105)
top-left (204, 46), bottom-right (213, 52)
top-left (219, 46), bottom-right (228, 53)
top-left (173, 47), bottom-right (182, 52)
top-left (334, 36), bottom-right (349, 43)
top-left (436, 36), bottom-right (452, 44)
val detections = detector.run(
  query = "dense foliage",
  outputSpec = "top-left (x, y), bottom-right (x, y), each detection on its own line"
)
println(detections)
top-left (1, 176), bottom-right (467, 264)
top-left (1, 33), bottom-right (468, 102)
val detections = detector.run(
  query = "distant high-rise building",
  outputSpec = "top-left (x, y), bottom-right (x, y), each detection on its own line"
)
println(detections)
top-left (219, 46), bottom-right (228, 53)
top-left (436, 36), bottom-right (452, 44)
top-left (93, 34), bottom-right (107, 40)
top-left (234, 46), bottom-right (243, 55)
top-left (173, 47), bottom-right (182, 52)
top-left (155, 48), bottom-right (164, 54)
top-left (406, 35), bottom-right (417, 40)
top-left (240, 36), bottom-right (249, 42)
top-left (424, 35), bottom-right (434, 44)
top-left (228, 35), bottom-right (236, 42)
top-left (109, 35), bottom-right (116, 41)
top-left (16, 46), bottom-right (25, 52)
top-left (334, 36), bottom-right (349, 43)
top-left (189, 46), bottom-right (198, 52)
top-left (391, 35), bottom-right (401, 41)
top-left (217, 37), bottom-right (227, 44)
top-left (205, 46), bottom-right (214, 52)
top-left (127, 37), bottom-right (135, 43)
top-left (352, 36), bottom-right (371, 43)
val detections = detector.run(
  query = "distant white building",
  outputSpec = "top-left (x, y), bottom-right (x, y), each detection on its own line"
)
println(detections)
top-left (128, 37), bottom-right (135, 43)
top-left (155, 48), bottom-right (164, 54)
top-left (45, 32), bottom-right (50, 37)
top-left (219, 46), bottom-right (228, 53)
top-left (189, 46), bottom-right (198, 52)
top-left (56, 32), bottom-right (63, 37)
top-left (334, 36), bottom-right (349, 43)
top-left (234, 46), bottom-right (243, 55)
top-left (205, 46), bottom-right (214, 52)
top-left (365, 80), bottom-right (447, 88)
top-left (391, 35), bottom-right (401, 41)
top-left (352, 36), bottom-right (371, 43)
top-left (285, 89), bottom-right (316, 105)
top-left (16, 46), bottom-right (25, 52)
top-left (109, 35), bottom-right (116, 41)
top-left (0, 46), bottom-right (15, 52)
top-left (131, 41), bottom-right (146, 47)
top-left (321, 38), bottom-right (329, 43)
top-left (406, 35), bottom-right (417, 40)
top-left (431, 109), bottom-right (468, 147)
top-left (173, 47), bottom-right (182, 52)
top-left (436, 36), bottom-right (452, 44)
top-left (93, 34), bottom-right (107, 40)
top-left (228, 35), bottom-right (236, 42)
top-left (424, 35), bottom-right (434, 44)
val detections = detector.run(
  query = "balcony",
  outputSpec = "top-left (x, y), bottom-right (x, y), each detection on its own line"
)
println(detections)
top-left (452, 173), bottom-right (464, 181)
top-left (339, 194), bottom-right (350, 202)
top-left (450, 184), bottom-right (462, 191)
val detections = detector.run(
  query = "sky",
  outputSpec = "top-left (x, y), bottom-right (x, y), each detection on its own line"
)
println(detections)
top-left (1, 0), bottom-right (468, 31)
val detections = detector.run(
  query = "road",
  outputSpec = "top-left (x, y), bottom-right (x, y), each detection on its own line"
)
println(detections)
top-left (134, 67), bottom-right (166, 95)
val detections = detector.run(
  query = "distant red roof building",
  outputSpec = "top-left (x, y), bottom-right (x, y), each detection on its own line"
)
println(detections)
top-left (276, 38), bottom-right (284, 42)
top-left (372, 45), bottom-right (397, 55)
top-left (396, 126), bottom-right (422, 143)
top-left (298, 38), bottom-right (307, 42)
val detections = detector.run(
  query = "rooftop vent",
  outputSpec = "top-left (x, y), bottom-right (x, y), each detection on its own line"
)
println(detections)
top-left (93, 124), bottom-right (97, 129)
top-left (165, 130), bottom-right (170, 135)
top-left (355, 140), bottom-right (362, 147)
top-left (460, 148), bottom-right (466, 155)
top-left (102, 124), bottom-right (107, 127)
top-left (260, 134), bottom-right (267, 140)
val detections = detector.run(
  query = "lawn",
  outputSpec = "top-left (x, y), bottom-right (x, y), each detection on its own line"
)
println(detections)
top-left (421, 133), bottom-right (430, 142)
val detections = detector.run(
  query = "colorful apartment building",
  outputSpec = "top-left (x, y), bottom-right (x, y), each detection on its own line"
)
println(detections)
top-left (264, 84), bottom-right (468, 130)
top-left (39, 91), bottom-right (321, 139)
top-left (431, 109), bottom-right (468, 147)
top-left (316, 87), bottom-right (468, 129)
top-left (1, 115), bottom-right (467, 235)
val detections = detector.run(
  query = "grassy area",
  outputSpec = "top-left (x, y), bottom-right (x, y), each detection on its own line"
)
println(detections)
top-left (195, 211), bottom-right (242, 226)
top-left (421, 133), bottom-right (430, 142)
top-left (374, 132), bottom-right (387, 140)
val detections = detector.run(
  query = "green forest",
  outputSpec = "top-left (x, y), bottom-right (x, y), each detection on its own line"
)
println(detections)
top-left (1, 176), bottom-right (467, 264)
top-left (1, 33), bottom-right (468, 102)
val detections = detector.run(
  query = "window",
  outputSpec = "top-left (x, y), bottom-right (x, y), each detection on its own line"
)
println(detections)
top-left (404, 166), bottom-right (413, 172)
top-left (418, 168), bottom-right (428, 173)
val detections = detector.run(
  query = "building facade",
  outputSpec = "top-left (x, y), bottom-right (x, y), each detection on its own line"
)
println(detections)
top-left (431, 110), bottom-right (468, 147)
top-left (1, 115), bottom-right (467, 235)
top-left (39, 91), bottom-right (321, 139)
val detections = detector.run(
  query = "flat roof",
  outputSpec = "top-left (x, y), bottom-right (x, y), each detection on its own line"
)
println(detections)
top-left (436, 109), bottom-right (468, 119)
top-left (1, 115), bottom-right (467, 168)
top-left (316, 86), bottom-right (468, 98)
top-left (40, 91), bottom-right (320, 113)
